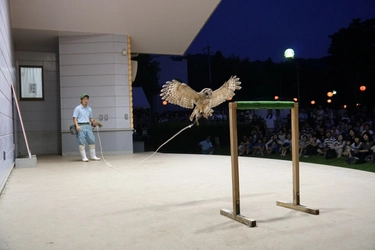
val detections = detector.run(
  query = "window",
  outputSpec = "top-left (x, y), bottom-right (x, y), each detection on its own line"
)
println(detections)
top-left (19, 66), bottom-right (44, 100)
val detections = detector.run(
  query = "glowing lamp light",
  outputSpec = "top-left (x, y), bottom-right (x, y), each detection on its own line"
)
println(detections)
top-left (333, 90), bottom-right (337, 95)
top-left (284, 48), bottom-right (295, 59)
top-left (274, 95), bottom-right (279, 100)
top-left (327, 99), bottom-right (332, 103)
top-left (344, 105), bottom-right (347, 109)
top-left (360, 86), bottom-right (366, 91)
top-left (311, 100), bottom-right (315, 105)
top-left (227, 97), bottom-right (232, 101)
top-left (356, 103), bottom-right (360, 106)
top-left (327, 92), bottom-right (333, 97)
top-left (293, 98), bottom-right (298, 102)
top-left (162, 100), bottom-right (168, 106)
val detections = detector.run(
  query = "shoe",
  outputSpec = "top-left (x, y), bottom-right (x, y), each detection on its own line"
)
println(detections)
top-left (303, 155), bottom-right (309, 157)
top-left (89, 148), bottom-right (101, 161)
top-left (80, 150), bottom-right (89, 162)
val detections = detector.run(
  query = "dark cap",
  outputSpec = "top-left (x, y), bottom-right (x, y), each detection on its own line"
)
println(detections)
top-left (80, 94), bottom-right (89, 99)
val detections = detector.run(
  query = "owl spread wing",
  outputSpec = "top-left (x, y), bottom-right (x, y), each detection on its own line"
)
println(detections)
top-left (210, 76), bottom-right (241, 108)
top-left (160, 80), bottom-right (200, 109)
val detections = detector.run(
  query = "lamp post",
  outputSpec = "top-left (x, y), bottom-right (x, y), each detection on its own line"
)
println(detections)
top-left (284, 48), bottom-right (300, 103)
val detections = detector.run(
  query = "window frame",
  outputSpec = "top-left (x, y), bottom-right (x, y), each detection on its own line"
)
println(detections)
top-left (19, 65), bottom-right (45, 101)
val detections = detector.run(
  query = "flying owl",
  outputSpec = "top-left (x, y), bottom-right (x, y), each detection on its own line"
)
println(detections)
top-left (160, 76), bottom-right (241, 125)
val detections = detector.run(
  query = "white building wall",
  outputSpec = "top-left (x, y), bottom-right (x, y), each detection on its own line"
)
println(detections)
top-left (0, 0), bottom-right (16, 192)
top-left (59, 34), bottom-right (133, 155)
top-left (16, 51), bottom-right (61, 155)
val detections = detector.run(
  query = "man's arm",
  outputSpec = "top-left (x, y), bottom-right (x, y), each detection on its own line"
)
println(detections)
top-left (89, 107), bottom-right (96, 126)
top-left (73, 117), bottom-right (81, 132)
top-left (358, 143), bottom-right (368, 153)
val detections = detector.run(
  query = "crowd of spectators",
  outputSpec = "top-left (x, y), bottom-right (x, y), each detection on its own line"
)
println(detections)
top-left (133, 105), bottom-right (375, 164)
top-left (238, 105), bottom-right (375, 165)
top-left (133, 108), bottom-right (230, 137)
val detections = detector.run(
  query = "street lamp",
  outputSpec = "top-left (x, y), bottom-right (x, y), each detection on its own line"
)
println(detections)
top-left (284, 48), bottom-right (295, 58)
top-left (284, 48), bottom-right (300, 104)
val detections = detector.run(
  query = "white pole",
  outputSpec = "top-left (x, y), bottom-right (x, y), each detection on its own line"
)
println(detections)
top-left (11, 83), bottom-right (32, 158)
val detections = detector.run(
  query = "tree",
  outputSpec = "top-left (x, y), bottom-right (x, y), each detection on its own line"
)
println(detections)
top-left (328, 18), bottom-right (375, 106)
top-left (132, 54), bottom-right (161, 113)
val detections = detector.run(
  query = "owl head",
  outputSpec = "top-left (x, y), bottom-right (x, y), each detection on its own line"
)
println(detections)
top-left (200, 88), bottom-right (213, 99)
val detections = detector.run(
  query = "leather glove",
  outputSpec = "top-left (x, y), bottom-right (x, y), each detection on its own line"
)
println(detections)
top-left (92, 120), bottom-right (103, 128)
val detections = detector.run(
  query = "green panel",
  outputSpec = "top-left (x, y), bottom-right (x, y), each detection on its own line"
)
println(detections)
top-left (236, 101), bottom-right (295, 110)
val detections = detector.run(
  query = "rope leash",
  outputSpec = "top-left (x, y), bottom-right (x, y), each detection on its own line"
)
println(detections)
top-left (95, 122), bottom-right (195, 170)
top-left (96, 126), bottom-right (121, 172)
top-left (134, 122), bottom-right (195, 166)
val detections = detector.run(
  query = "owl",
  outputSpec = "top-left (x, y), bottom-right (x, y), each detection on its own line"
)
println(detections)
top-left (160, 76), bottom-right (241, 125)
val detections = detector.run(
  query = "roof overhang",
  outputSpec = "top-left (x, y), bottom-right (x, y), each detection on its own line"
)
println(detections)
top-left (10, 0), bottom-right (221, 55)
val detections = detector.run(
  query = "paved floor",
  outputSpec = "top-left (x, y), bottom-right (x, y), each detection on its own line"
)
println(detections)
top-left (0, 153), bottom-right (375, 250)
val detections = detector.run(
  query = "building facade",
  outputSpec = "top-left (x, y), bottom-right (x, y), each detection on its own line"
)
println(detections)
top-left (0, 0), bottom-right (221, 192)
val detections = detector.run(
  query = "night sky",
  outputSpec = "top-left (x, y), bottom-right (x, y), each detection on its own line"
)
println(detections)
top-left (186, 0), bottom-right (375, 62)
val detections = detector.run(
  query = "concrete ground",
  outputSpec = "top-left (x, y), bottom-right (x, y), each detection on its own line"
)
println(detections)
top-left (0, 153), bottom-right (375, 250)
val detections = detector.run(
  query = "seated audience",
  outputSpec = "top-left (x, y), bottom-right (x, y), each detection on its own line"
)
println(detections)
top-left (358, 132), bottom-right (374, 163)
top-left (198, 136), bottom-right (214, 154)
top-left (348, 135), bottom-right (362, 159)
top-left (333, 134), bottom-right (346, 158)
top-left (281, 134), bottom-right (291, 156)
top-left (306, 134), bottom-right (323, 155)
top-left (299, 134), bottom-right (311, 157)
top-left (252, 138), bottom-right (265, 156)
top-left (342, 139), bottom-right (352, 158)
top-left (265, 134), bottom-right (280, 155)
top-left (319, 130), bottom-right (337, 155)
